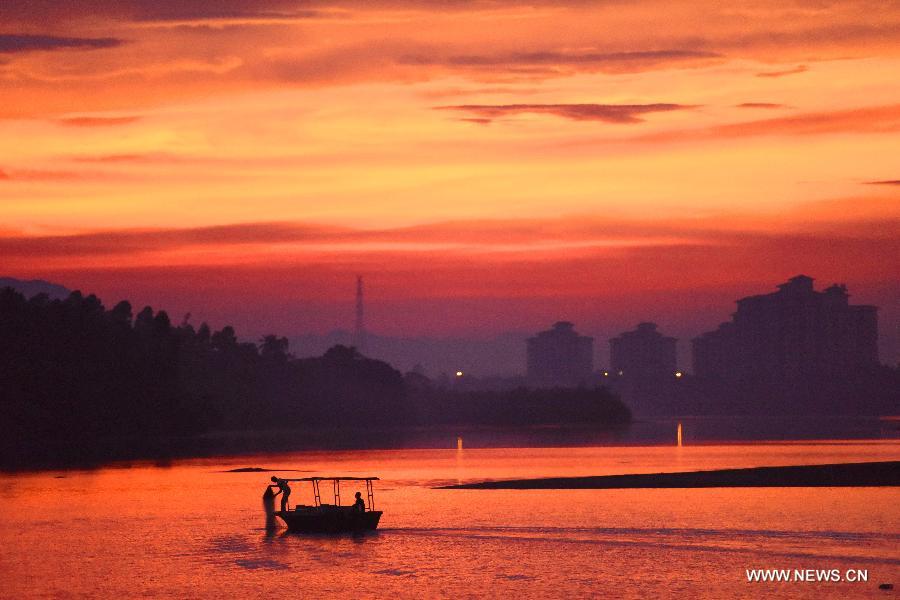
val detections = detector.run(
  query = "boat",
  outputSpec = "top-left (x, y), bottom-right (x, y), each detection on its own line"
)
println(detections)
top-left (269, 476), bottom-right (383, 533)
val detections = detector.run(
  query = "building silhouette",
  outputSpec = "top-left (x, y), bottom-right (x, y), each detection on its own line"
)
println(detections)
top-left (606, 323), bottom-right (679, 416)
top-left (526, 321), bottom-right (593, 387)
top-left (692, 275), bottom-right (878, 393)
top-left (610, 322), bottom-right (677, 380)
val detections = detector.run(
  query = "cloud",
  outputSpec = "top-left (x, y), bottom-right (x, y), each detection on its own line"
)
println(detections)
top-left (638, 104), bottom-right (900, 142)
top-left (3, 201), bottom-right (896, 262)
top-left (2, 3), bottom-right (896, 119)
top-left (0, 168), bottom-right (82, 181)
top-left (56, 116), bottom-right (141, 127)
top-left (419, 86), bottom-right (549, 99)
top-left (250, 41), bottom-right (407, 85)
top-left (0, 0), bottom-right (319, 25)
top-left (710, 104), bottom-right (900, 136)
top-left (0, 34), bottom-right (123, 53)
top-left (71, 153), bottom-right (174, 163)
top-left (0, 218), bottom-right (696, 260)
top-left (255, 46), bottom-right (723, 89)
top-left (128, 8), bottom-right (335, 28)
top-left (393, 21), bottom-right (898, 82)
top-left (865, 179), bottom-right (900, 185)
top-left (756, 65), bottom-right (808, 78)
top-left (735, 103), bottom-right (787, 109)
top-left (405, 49), bottom-right (720, 67)
top-left (436, 103), bottom-right (695, 123)
top-left (0, 223), bottom-right (353, 258)
top-left (471, 50), bottom-right (717, 65)
top-left (399, 49), bottom-right (723, 76)
top-left (130, 8), bottom-right (324, 22)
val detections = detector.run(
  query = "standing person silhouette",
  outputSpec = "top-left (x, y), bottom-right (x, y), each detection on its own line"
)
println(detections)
top-left (262, 485), bottom-right (277, 528)
top-left (270, 476), bottom-right (291, 511)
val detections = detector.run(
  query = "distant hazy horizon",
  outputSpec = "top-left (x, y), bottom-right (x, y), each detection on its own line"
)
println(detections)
top-left (3, 274), bottom-right (896, 376)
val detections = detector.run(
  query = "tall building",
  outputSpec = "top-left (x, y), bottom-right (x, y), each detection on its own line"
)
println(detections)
top-left (526, 321), bottom-right (593, 387)
top-left (610, 322), bottom-right (677, 379)
top-left (692, 275), bottom-right (879, 386)
top-left (606, 323), bottom-right (679, 416)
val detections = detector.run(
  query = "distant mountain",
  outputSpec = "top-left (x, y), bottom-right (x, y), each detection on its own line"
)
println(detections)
top-left (0, 277), bottom-right (71, 300)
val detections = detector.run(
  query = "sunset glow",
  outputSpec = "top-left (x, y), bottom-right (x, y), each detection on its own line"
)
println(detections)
top-left (1, 0), bottom-right (898, 357)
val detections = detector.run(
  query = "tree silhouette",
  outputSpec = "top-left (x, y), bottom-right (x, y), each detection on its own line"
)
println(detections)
top-left (0, 286), bottom-right (642, 469)
top-left (259, 335), bottom-right (290, 362)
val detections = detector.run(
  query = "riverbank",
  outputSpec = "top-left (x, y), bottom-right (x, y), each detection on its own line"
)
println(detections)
top-left (441, 460), bottom-right (900, 489)
top-left (0, 423), bottom-right (631, 472)
top-left (3, 419), bottom-right (896, 472)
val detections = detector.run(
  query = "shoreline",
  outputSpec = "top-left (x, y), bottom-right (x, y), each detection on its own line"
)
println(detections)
top-left (2, 421), bottom-right (896, 472)
top-left (440, 460), bottom-right (900, 489)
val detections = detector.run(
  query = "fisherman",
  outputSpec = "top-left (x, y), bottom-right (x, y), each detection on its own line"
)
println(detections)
top-left (270, 476), bottom-right (291, 511)
top-left (262, 485), bottom-right (278, 528)
top-left (353, 491), bottom-right (366, 513)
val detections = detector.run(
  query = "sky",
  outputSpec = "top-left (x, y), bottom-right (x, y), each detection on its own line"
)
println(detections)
top-left (1, 0), bottom-right (898, 367)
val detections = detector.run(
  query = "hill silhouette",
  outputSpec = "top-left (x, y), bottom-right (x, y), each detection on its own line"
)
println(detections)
top-left (0, 277), bottom-right (70, 300)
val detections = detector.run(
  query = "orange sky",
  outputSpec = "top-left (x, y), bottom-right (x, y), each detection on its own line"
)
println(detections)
top-left (1, 1), bottom-right (898, 361)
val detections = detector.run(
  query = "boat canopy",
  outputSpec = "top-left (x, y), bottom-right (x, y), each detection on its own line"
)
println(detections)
top-left (274, 476), bottom-right (379, 510)
top-left (281, 477), bottom-right (379, 482)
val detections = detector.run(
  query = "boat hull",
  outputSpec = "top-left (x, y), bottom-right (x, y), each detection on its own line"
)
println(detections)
top-left (276, 509), bottom-right (382, 533)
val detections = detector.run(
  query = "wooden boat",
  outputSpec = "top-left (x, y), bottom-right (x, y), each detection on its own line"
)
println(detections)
top-left (271, 476), bottom-right (382, 533)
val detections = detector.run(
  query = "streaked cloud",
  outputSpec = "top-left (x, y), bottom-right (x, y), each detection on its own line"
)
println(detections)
top-left (0, 34), bottom-right (123, 53)
top-left (756, 65), bottom-right (808, 78)
top-left (3, 199), bottom-right (896, 261)
top-left (57, 116), bottom-right (141, 127)
top-left (400, 49), bottom-right (723, 75)
top-left (71, 153), bottom-right (175, 163)
top-left (638, 104), bottom-right (900, 142)
top-left (0, 0), bottom-right (313, 25)
top-left (0, 168), bottom-right (82, 181)
top-left (0, 222), bottom-right (351, 258)
top-left (735, 102), bottom-right (787, 109)
top-left (437, 103), bottom-right (695, 124)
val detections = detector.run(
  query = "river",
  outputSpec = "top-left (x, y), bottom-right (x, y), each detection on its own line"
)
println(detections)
top-left (1, 442), bottom-right (898, 598)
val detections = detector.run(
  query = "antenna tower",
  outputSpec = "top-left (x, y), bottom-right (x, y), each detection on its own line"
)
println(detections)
top-left (354, 275), bottom-right (367, 353)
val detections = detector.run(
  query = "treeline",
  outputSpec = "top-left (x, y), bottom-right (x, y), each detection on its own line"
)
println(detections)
top-left (405, 373), bottom-right (630, 426)
top-left (0, 288), bottom-right (630, 467)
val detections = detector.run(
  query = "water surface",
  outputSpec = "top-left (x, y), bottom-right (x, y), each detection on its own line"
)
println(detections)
top-left (1, 443), bottom-right (898, 598)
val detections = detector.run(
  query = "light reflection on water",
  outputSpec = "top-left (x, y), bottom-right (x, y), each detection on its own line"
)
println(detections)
top-left (1, 443), bottom-right (898, 598)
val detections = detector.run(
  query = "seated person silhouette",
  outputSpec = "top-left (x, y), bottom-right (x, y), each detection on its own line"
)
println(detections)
top-left (353, 491), bottom-right (366, 514)
top-left (270, 476), bottom-right (291, 511)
